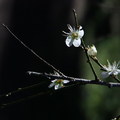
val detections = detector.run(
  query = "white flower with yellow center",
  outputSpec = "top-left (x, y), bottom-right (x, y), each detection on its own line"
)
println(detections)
top-left (49, 79), bottom-right (69, 90)
top-left (63, 24), bottom-right (84, 47)
top-left (48, 72), bottom-right (69, 90)
top-left (101, 60), bottom-right (120, 78)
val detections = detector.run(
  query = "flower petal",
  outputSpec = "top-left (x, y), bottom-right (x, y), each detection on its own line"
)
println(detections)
top-left (113, 71), bottom-right (119, 76)
top-left (101, 72), bottom-right (110, 78)
top-left (63, 80), bottom-right (69, 84)
top-left (48, 82), bottom-right (55, 88)
top-left (51, 79), bottom-right (57, 83)
top-left (67, 24), bottom-right (73, 32)
top-left (62, 31), bottom-right (70, 36)
top-left (78, 30), bottom-right (84, 38)
top-left (54, 84), bottom-right (59, 90)
top-left (79, 26), bottom-right (82, 30)
top-left (55, 84), bottom-right (63, 90)
top-left (117, 69), bottom-right (120, 73)
top-left (73, 39), bottom-right (81, 47)
top-left (65, 37), bottom-right (73, 47)
top-left (117, 61), bottom-right (120, 68)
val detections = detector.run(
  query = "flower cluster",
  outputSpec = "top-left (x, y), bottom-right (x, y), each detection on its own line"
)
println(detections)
top-left (48, 12), bottom-right (120, 91)
top-left (102, 60), bottom-right (120, 78)
top-left (63, 24), bottom-right (84, 47)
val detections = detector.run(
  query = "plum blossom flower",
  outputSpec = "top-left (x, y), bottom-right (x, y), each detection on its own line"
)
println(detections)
top-left (49, 79), bottom-right (70, 90)
top-left (48, 72), bottom-right (69, 90)
top-left (101, 60), bottom-right (120, 78)
top-left (87, 45), bottom-right (97, 57)
top-left (63, 24), bottom-right (84, 47)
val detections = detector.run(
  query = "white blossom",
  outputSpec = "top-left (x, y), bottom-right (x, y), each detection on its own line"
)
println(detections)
top-left (48, 72), bottom-right (69, 90)
top-left (101, 60), bottom-right (120, 78)
top-left (87, 45), bottom-right (97, 57)
top-left (63, 24), bottom-right (84, 47)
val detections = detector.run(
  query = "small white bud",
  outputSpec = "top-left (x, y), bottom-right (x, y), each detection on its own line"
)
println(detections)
top-left (87, 45), bottom-right (97, 57)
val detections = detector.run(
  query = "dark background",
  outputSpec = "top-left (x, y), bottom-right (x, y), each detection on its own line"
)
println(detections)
top-left (0, 0), bottom-right (120, 120)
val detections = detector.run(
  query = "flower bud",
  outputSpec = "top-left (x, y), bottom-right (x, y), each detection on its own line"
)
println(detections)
top-left (87, 45), bottom-right (97, 57)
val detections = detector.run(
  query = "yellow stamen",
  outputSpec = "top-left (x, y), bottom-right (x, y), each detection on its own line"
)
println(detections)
top-left (72, 32), bottom-right (78, 39)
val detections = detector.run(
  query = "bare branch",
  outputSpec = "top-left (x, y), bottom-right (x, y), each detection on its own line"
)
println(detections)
top-left (0, 71), bottom-right (120, 109)
top-left (1, 23), bottom-right (65, 77)
top-left (72, 9), bottom-right (79, 29)
top-left (28, 71), bottom-right (120, 88)
top-left (81, 40), bottom-right (99, 81)
top-left (72, 10), bottom-right (99, 81)
top-left (0, 90), bottom-right (51, 109)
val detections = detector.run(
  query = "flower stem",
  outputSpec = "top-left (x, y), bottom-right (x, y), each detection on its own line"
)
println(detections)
top-left (72, 9), bottom-right (79, 29)
top-left (90, 56), bottom-right (104, 69)
top-left (72, 9), bottom-right (99, 81)
top-left (81, 39), bottom-right (99, 81)
top-left (113, 76), bottom-right (120, 83)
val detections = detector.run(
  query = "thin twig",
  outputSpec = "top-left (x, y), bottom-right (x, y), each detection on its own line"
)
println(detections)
top-left (72, 9), bottom-right (79, 29)
top-left (113, 76), bottom-right (120, 83)
top-left (0, 90), bottom-right (51, 110)
top-left (72, 10), bottom-right (99, 81)
top-left (0, 82), bottom-right (45, 99)
top-left (90, 56), bottom-right (104, 68)
top-left (1, 23), bottom-right (66, 77)
top-left (81, 40), bottom-right (99, 80)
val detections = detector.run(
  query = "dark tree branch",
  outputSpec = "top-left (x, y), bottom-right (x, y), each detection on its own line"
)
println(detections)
top-left (0, 71), bottom-right (120, 109)
top-left (0, 90), bottom-right (52, 110)
top-left (0, 82), bottom-right (45, 99)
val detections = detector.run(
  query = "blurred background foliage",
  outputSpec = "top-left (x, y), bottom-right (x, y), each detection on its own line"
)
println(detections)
top-left (80, 0), bottom-right (120, 120)
top-left (0, 0), bottom-right (120, 120)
